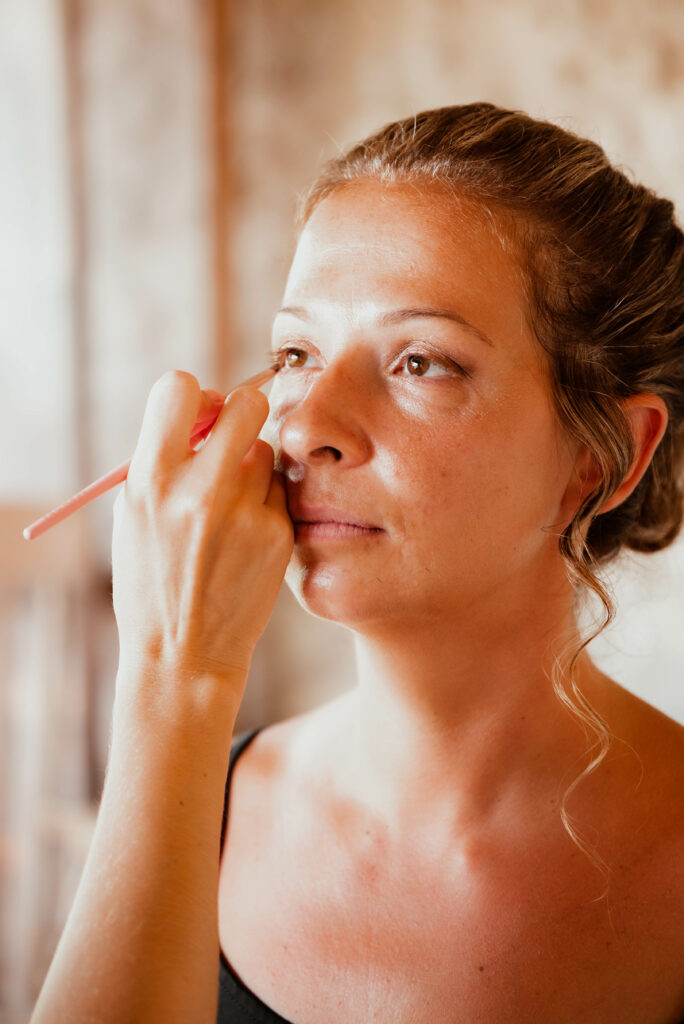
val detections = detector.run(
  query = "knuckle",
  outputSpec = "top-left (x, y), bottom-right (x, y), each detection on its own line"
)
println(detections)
top-left (125, 464), bottom-right (168, 511)
top-left (123, 481), bottom-right (151, 517)
top-left (120, 471), bottom-right (144, 508)
top-left (168, 480), bottom-right (210, 518)
top-left (151, 369), bottom-right (198, 401)
top-left (230, 386), bottom-right (269, 417)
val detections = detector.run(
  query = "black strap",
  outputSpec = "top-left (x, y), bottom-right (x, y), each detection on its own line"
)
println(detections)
top-left (219, 727), bottom-right (263, 857)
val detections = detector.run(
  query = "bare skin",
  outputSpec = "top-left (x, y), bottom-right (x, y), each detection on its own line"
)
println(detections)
top-left (219, 181), bottom-right (684, 1023)
top-left (219, 694), bottom-right (684, 1023)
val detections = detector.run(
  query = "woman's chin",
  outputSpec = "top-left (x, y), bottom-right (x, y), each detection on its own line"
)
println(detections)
top-left (285, 561), bottom-right (375, 625)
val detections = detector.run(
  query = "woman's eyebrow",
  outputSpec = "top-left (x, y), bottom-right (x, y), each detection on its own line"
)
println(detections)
top-left (275, 305), bottom-right (494, 348)
top-left (379, 308), bottom-right (494, 347)
top-left (275, 305), bottom-right (312, 322)
top-left (274, 303), bottom-right (493, 348)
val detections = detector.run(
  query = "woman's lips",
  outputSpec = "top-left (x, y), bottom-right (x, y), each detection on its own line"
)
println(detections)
top-left (289, 503), bottom-right (384, 541)
top-left (294, 521), bottom-right (384, 541)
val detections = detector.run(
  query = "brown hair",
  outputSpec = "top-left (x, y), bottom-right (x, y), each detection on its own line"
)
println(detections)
top-left (297, 103), bottom-right (684, 882)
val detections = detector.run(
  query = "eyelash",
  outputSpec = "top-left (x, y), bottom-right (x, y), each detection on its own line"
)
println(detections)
top-left (268, 344), bottom-right (469, 380)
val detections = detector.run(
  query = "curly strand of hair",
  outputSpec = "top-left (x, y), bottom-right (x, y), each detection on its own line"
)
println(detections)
top-left (548, 403), bottom-right (631, 896)
top-left (552, 511), bottom-right (616, 901)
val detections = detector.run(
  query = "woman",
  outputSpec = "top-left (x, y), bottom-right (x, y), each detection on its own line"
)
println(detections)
top-left (31, 104), bottom-right (684, 1023)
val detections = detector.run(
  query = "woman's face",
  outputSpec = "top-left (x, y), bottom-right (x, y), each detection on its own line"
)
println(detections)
top-left (264, 181), bottom-right (579, 630)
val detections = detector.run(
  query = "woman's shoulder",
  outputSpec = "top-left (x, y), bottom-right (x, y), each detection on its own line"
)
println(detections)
top-left (231, 696), bottom-right (336, 766)
top-left (603, 682), bottom-right (684, 816)
top-left (224, 696), bottom-right (350, 840)
top-left (594, 682), bottom-right (684, 914)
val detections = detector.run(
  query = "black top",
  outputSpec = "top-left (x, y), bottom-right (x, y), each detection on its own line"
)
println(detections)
top-left (217, 727), bottom-right (295, 1023)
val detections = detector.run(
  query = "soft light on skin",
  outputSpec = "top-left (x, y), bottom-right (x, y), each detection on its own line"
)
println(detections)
top-left (267, 181), bottom-right (577, 632)
top-left (260, 179), bottom-right (665, 838)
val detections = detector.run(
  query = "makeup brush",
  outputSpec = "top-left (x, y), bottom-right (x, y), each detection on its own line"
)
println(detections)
top-left (23, 365), bottom-right (278, 541)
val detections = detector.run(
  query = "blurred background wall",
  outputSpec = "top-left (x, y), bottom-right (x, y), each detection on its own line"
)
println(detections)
top-left (1, 0), bottom-right (683, 1018)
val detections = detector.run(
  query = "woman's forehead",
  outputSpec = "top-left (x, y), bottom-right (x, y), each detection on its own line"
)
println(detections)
top-left (283, 181), bottom-right (535, 352)
top-left (297, 180), bottom-right (498, 253)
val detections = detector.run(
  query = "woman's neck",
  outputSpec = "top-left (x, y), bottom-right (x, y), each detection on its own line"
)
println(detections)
top-left (335, 581), bottom-right (609, 839)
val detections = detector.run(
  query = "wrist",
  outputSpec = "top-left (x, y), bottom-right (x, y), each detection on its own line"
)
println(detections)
top-left (112, 656), bottom-right (247, 737)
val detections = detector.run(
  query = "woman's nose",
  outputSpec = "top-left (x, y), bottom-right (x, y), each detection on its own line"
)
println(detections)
top-left (275, 359), bottom-right (372, 469)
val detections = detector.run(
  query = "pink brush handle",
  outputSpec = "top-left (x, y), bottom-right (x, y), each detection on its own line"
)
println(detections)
top-left (23, 366), bottom-right (276, 541)
top-left (23, 458), bottom-right (133, 539)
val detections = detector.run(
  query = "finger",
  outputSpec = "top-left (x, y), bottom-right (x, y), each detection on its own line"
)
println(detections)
top-left (200, 386), bottom-right (270, 479)
top-left (135, 370), bottom-right (204, 471)
top-left (264, 469), bottom-right (290, 517)
top-left (238, 439), bottom-right (282, 506)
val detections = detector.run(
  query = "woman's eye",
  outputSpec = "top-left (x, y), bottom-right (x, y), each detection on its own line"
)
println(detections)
top-left (272, 346), bottom-right (465, 379)
top-left (274, 346), bottom-right (311, 370)
top-left (399, 352), bottom-right (453, 378)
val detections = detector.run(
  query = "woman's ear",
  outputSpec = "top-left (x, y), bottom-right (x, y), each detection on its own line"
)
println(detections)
top-left (562, 394), bottom-right (669, 518)
top-left (598, 394), bottom-right (669, 514)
